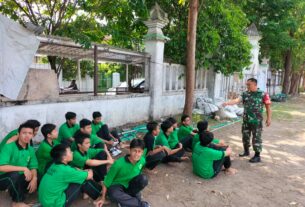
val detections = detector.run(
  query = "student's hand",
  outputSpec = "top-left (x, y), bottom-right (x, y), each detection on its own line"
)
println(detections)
top-left (86, 169), bottom-right (94, 180)
top-left (162, 147), bottom-right (171, 154)
top-left (23, 168), bottom-right (32, 181)
top-left (219, 140), bottom-right (226, 146)
top-left (222, 102), bottom-right (228, 107)
top-left (27, 176), bottom-right (37, 193)
top-left (225, 147), bottom-right (232, 156)
top-left (108, 158), bottom-right (114, 165)
top-left (94, 198), bottom-right (105, 207)
top-left (178, 143), bottom-right (183, 149)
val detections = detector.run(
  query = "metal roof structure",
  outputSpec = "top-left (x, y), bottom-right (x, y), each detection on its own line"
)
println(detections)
top-left (36, 35), bottom-right (150, 65)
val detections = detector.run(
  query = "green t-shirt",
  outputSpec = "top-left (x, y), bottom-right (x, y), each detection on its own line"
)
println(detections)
top-left (168, 129), bottom-right (179, 149)
top-left (155, 131), bottom-right (170, 148)
top-left (91, 122), bottom-right (104, 135)
top-left (192, 142), bottom-right (224, 179)
top-left (38, 163), bottom-right (88, 207)
top-left (0, 129), bottom-right (18, 152)
top-left (70, 133), bottom-right (104, 151)
top-left (0, 141), bottom-right (38, 175)
top-left (178, 125), bottom-right (194, 141)
top-left (36, 139), bottom-right (60, 176)
top-left (104, 155), bottom-right (146, 188)
top-left (58, 123), bottom-right (80, 142)
top-left (192, 133), bottom-right (220, 149)
top-left (70, 148), bottom-right (103, 169)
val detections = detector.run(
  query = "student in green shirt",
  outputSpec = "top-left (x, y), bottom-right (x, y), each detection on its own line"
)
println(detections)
top-left (36, 123), bottom-right (59, 178)
top-left (94, 112), bottom-right (121, 146)
top-left (72, 119), bottom-right (104, 150)
top-left (156, 120), bottom-right (189, 163)
top-left (95, 139), bottom-right (150, 207)
top-left (166, 117), bottom-right (182, 149)
top-left (177, 114), bottom-right (197, 150)
top-left (91, 111), bottom-right (104, 135)
top-left (58, 112), bottom-right (80, 145)
top-left (0, 119), bottom-right (41, 152)
top-left (0, 122), bottom-right (38, 207)
top-left (192, 132), bottom-right (236, 179)
top-left (192, 120), bottom-right (227, 149)
top-left (39, 144), bottom-right (103, 207)
top-left (143, 121), bottom-right (167, 172)
top-left (70, 132), bottom-right (113, 182)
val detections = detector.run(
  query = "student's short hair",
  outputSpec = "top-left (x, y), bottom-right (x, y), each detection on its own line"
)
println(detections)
top-left (199, 131), bottom-right (214, 146)
top-left (130, 138), bottom-right (145, 150)
top-left (167, 117), bottom-right (177, 125)
top-left (181, 114), bottom-right (190, 122)
top-left (41, 123), bottom-right (56, 139)
top-left (146, 121), bottom-right (159, 132)
top-left (79, 119), bottom-right (92, 128)
top-left (161, 120), bottom-right (173, 133)
top-left (92, 111), bottom-right (102, 119)
top-left (51, 144), bottom-right (70, 163)
top-left (74, 131), bottom-right (90, 146)
top-left (247, 78), bottom-right (257, 84)
top-left (25, 119), bottom-right (41, 128)
top-left (197, 120), bottom-right (208, 133)
top-left (18, 122), bottom-right (35, 133)
top-left (65, 112), bottom-right (77, 120)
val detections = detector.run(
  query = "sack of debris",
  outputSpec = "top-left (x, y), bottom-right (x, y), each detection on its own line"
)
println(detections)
top-left (196, 97), bottom-right (219, 115)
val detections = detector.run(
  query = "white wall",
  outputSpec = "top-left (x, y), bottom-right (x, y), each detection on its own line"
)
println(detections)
top-left (0, 95), bottom-right (150, 141)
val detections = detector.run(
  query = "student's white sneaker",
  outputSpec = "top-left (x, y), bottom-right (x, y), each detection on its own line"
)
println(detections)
top-left (113, 141), bottom-right (119, 147)
top-left (111, 148), bottom-right (121, 157)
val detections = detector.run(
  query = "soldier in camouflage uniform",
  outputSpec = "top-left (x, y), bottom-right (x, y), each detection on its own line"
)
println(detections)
top-left (223, 78), bottom-right (271, 163)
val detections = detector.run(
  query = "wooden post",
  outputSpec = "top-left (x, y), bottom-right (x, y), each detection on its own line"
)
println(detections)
top-left (94, 45), bottom-right (98, 96)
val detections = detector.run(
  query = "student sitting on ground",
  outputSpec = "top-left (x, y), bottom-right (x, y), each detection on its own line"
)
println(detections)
top-left (192, 132), bottom-right (237, 179)
top-left (96, 139), bottom-right (150, 207)
top-left (143, 121), bottom-right (167, 173)
top-left (0, 122), bottom-right (38, 207)
top-left (177, 114), bottom-right (197, 150)
top-left (155, 120), bottom-right (188, 163)
top-left (0, 119), bottom-right (41, 152)
top-left (58, 112), bottom-right (80, 146)
top-left (94, 112), bottom-right (121, 146)
top-left (39, 144), bottom-right (104, 207)
top-left (70, 132), bottom-right (113, 183)
top-left (36, 123), bottom-right (60, 178)
top-left (192, 120), bottom-right (227, 149)
top-left (166, 117), bottom-right (183, 149)
top-left (72, 119), bottom-right (104, 151)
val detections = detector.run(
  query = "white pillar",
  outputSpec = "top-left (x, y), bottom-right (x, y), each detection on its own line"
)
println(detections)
top-left (77, 60), bottom-right (82, 91)
top-left (144, 3), bottom-right (169, 120)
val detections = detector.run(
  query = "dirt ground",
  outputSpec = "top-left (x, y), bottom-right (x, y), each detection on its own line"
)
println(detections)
top-left (1, 95), bottom-right (305, 207)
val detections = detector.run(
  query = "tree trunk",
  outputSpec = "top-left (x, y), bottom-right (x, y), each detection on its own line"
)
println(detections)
top-left (303, 71), bottom-right (305, 88)
top-left (183, 0), bottom-right (199, 117)
top-left (48, 56), bottom-right (57, 72)
top-left (289, 72), bottom-right (300, 96)
top-left (282, 49), bottom-right (292, 94)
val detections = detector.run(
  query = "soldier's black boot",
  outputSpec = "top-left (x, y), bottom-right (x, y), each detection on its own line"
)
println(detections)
top-left (249, 152), bottom-right (261, 163)
top-left (239, 146), bottom-right (250, 157)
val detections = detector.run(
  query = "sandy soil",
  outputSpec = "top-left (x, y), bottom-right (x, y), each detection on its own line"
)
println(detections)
top-left (1, 95), bottom-right (305, 207)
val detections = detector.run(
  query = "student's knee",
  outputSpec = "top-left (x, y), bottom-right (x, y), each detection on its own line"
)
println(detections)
top-left (96, 150), bottom-right (107, 160)
top-left (137, 174), bottom-right (148, 188)
top-left (8, 172), bottom-right (23, 183)
top-left (108, 185), bottom-right (124, 200)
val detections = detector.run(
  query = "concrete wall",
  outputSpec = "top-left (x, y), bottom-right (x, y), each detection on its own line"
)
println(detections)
top-left (17, 69), bottom-right (59, 100)
top-left (0, 95), bottom-right (150, 141)
top-left (0, 89), bottom-right (208, 141)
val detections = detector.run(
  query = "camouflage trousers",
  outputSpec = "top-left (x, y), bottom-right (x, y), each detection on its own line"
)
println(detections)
top-left (241, 121), bottom-right (263, 153)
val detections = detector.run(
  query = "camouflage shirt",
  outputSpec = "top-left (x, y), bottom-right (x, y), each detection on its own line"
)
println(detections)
top-left (240, 90), bottom-right (271, 125)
